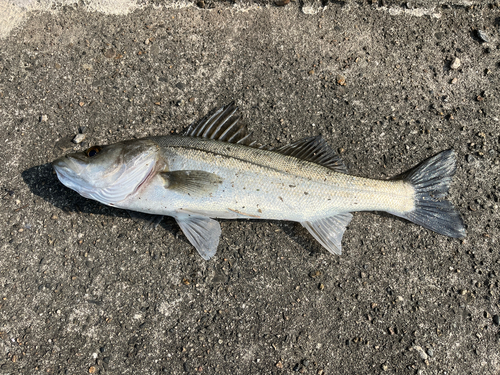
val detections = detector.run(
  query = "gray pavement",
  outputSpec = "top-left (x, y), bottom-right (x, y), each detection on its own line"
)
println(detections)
top-left (1, 0), bottom-right (500, 374)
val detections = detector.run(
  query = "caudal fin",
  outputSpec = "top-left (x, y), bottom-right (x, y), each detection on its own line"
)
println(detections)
top-left (395, 150), bottom-right (466, 238)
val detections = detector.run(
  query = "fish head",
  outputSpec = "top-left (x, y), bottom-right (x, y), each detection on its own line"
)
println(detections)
top-left (52, 139), bottom-right (159, 205)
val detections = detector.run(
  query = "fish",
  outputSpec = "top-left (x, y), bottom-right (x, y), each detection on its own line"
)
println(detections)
top-left (52, 102), bottom-right (466, 260)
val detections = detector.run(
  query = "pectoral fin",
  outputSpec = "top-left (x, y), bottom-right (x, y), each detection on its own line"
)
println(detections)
top-left (175, 213), bottom-right (221, 260)
top-left (160, 170), bottom-right (222, 197)
top-left (301, 213), bottom-right (353, 255)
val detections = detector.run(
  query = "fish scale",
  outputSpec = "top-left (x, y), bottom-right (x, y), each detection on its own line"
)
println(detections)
top-left (138, 135), bottom-right (415, 221)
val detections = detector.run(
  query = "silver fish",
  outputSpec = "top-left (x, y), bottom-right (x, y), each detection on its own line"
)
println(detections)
top-left (52, 102), bottom-right (466, 260)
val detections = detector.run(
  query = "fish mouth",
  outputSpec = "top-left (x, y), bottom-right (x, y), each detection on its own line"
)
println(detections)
top-left (53, 156), bottom-right (86, 174)
top-left (52, 156), bottom-right (87, 190)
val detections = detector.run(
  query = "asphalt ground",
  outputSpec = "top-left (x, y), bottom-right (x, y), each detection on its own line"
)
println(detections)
top-left (1, 1), bottom-right (500, 374)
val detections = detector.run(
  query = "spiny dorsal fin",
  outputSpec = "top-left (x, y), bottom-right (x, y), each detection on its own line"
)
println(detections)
top-left (184, 104), bottom-right (345, 167)
top-left (184, 102), bottom-right (258, 146)
top-left (274, 136), bottom-right (348, 173)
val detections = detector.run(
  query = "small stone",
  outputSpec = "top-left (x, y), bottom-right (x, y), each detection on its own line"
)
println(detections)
top-left (450, 77), bottom-right (458, 84)
top-left (308, 69), bottom-right (315, 75)
top-left (55, 136), bottom-right (75, 152)
top-left (412, 345), bottom-right (428, 361)
top-left (104, 49), bottom-right (116, 58)
top-left (318, 283), bottom-right (324, 290)
top-left (466, 154), bottom-right (475, 163)
top-left (196, 0), bottom-right (205, 8)
top-left (309, 270), bottom-right (322, 278)
top-left (275, 0), bottom-right (290, 5)
top-left (477, 30), bottom-right (489, 43)
top-left (55, 63), bottom-right (61, 69)
top-left (73, 134), bottom-right (86, 144)
top-left (79, 126), bottom-right (87, 134)
top-left (427, 348), bottom-right (434, 357)
top-left (276, 361), bottom-right (283, 369)
top-left (82, 63), bottom-right (92, 71)
top-left (79, 102), bottom-right (85, 107)
top-left (450, 58), bottom-right (461, 70)
top-left (51, 214), bottom-right (58, 220)
top-left (493, 315), bottom-right (500, 326)
top-left (40, 114), bottom-right (48, 122)
top-left (175, 82), bottom-right (185, 90)
top-left (89, 366), bottom-right (96, 374)
top-left (381, 363), bottom-right (389, 371)
top-left (336, 75), bottom-right (346, 86)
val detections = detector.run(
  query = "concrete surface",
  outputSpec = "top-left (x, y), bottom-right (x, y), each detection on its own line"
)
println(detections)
top-left (1, 0), bottom-right (500, 374)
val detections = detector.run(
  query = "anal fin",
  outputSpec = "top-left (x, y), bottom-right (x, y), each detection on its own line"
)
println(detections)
top-left (301, 213), bottom-right (353, 255)
top-left (175, 213), bottom-right (221, 260)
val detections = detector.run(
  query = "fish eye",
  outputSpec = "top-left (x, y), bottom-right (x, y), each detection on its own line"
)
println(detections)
top-left (85, 146), bottom-right (102, 158)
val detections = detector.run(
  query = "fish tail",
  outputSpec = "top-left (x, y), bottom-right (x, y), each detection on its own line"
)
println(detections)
top-left (395, 150), bottom-right (466, 238)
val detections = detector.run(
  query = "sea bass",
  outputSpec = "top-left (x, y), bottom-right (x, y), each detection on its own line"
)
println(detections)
top-left (52, 102), bottom-right (466, 260)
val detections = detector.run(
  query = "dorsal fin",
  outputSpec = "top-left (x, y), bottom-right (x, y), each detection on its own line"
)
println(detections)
top-left (274, 136), bottom-right (347, 173)
top-left (184, 102), bottom-right (256, 146)
top-left (183, 104), bottom-right (346, 172)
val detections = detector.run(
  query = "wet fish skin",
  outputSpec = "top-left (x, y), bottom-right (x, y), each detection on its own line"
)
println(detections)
top-left (122, 135), bottom-right (415, 220)
top-left (52, 103), bottom-right (466, 260)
